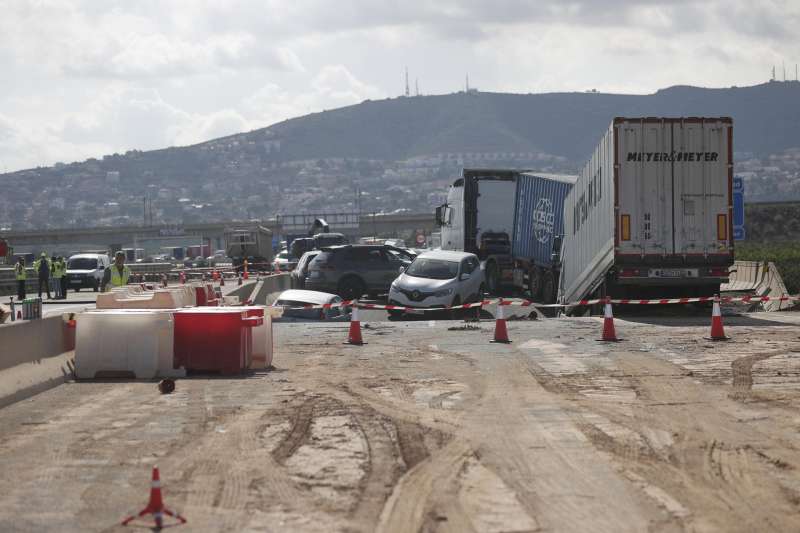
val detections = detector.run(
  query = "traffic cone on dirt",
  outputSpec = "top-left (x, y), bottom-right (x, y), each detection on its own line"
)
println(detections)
top-left (491, 299), bottom-right (511, 343)
top-left (346, 304), bottom-right (364, 345)
top-left (121, 466), bottom-right (186, 529)
top-left (706, 294), bottom-right (729, 341)
top-left (598, 296), bottom-right (620, 342)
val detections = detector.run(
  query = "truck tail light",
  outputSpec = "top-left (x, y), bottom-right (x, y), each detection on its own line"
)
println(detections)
top-left (620, 215), bottom-right (631, 241)
top-left (619, 268), bottom-right (641, 277)
top-left (716, 214), bottom-right (727, 241)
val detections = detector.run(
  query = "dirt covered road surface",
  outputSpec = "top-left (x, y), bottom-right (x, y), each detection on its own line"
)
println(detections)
top-left (1, 309), bottom-right (800, 532)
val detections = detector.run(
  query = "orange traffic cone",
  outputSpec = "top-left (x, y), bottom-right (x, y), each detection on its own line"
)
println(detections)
top-left (121, 466), bottom-right (186, 529)
top-left (706, 294), bottom-right (729, 341)
top-left (346, 305), bottom-right (364, 345)
top-left (491, 299), bottom-right (511, 343)
top-left (598, 296), bottom-right (621, 342)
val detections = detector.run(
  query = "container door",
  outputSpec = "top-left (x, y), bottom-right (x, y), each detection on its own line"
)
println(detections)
top-left (475, 180), bottom-right (516, 243)
top-left (672, 121), bottom-right (731, 256)
top-left (617, 122), bottom-right (673, 256)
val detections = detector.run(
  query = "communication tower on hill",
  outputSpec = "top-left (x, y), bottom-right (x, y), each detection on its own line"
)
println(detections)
top-left (404, 67), bottom-right (410, 97)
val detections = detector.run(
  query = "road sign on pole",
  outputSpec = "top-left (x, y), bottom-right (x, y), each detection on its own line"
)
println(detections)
top-left (732, 176), bottom-right (745, 241)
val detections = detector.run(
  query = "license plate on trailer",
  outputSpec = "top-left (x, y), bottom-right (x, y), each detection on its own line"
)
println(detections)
top-left (649, 269), bottom-right (698, 278)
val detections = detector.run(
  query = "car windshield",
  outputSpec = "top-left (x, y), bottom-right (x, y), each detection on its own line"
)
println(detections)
top-left (68, 258), bottom-right (98, 270)
top-left (405, 258), bottom-right (459, 280)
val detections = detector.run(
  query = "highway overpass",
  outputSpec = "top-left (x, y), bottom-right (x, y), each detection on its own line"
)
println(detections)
top-left (0, 212), bottom-right (437, 255)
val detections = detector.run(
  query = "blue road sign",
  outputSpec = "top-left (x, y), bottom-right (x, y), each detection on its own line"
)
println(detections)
top-left (732, 176), bottom-right (744, 240)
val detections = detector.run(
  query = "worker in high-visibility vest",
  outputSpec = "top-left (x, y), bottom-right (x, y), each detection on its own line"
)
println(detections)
top-left (101, 251), bottom-right (131, 291)
top-left (15, 257), bottom-right (27, 300)
top-left (57, 257), bottom-right (68, 299)
top-left (51, 256), bottom-right (64, 299)
top-left (36, 251), bottom-right (52, 299)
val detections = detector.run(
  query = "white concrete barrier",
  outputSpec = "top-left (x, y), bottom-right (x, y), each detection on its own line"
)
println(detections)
top-left (0, 314), bottom-right (75, 407)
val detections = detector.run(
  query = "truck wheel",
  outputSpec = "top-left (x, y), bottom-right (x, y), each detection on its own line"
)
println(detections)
top-left (528, 268), bottom-right (542, 300)
top-left (485, 262), bottom-right (499, 294)
top-left (541, 271), bottom-right (556, 304)
top-left (338, 276), bottom-right (366, 301)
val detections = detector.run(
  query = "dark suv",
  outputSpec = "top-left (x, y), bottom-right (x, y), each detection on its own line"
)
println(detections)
top-left (305, 245), bottom-right (414, 299)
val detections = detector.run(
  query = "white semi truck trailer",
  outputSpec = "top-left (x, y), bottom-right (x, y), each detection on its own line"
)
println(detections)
top-left (559, 117), bottom-right (735, 304)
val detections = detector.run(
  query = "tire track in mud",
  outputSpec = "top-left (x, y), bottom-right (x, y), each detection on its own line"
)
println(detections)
top-left (610, 351), bottom-right (800, 532)
top-left (730, 350), bottom-right (782, 400)
top-left (271, 396), bottom-right (316, 464)
top-left (376, 440), bottom-right (472, 533)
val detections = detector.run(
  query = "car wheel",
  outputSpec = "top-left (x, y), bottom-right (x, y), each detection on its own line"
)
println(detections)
top-left (338, 276), bottom-right (366, 301)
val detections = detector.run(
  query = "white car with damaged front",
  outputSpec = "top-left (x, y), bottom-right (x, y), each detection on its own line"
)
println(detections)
top-left (388, 250), bottom-right (484, 317)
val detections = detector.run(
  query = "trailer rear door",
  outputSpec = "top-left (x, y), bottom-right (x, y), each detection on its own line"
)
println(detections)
top-left (616, 118), bottom-right (732, 258)
top-left (672, 121), bottom-right (731, 256)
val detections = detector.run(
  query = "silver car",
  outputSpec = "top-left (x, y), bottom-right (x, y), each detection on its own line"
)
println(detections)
top-left (388, 250), bottom-right (484, 316)
top-left (271, 289), bottom-right (350, 321)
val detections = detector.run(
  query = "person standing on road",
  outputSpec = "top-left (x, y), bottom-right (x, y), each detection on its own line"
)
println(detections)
top-left (36, 252), bottom-right (52, 299)
top-left (57, 257), bottom-right (68, 299)
top-left (102, 251), bottom-right (131, 292)
top-left (15, 257), bottom-right (27, 301)
top-left (52, 256), bottom-right (63, 299)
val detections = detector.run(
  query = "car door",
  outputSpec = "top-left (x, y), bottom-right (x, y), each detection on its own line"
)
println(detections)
top-left (375, 249), bottom-right (401, 291)
top-left (460, 256), bottom-right (481, 300)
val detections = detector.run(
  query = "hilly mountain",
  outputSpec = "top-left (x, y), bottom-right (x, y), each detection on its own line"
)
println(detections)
top-left (253, 80), bottom-right (800, 162)
top-left (3, 81), bottom-right (800, 231)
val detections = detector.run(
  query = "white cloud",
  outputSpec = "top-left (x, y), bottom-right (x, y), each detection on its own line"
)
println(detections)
top-left (244, 65), bottom-right (384, 126)
top-left (0, 1), bottom-right (799, 171)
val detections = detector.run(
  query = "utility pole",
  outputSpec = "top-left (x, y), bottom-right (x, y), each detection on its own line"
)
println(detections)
top-left (404, 67), bottom-right (410, 97)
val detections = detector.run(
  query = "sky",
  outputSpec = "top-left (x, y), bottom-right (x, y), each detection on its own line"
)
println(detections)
top-left (1, 0), bottom-right (798, 172)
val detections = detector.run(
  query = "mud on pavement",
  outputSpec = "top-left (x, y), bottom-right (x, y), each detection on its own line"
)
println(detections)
top-left (1, 312), bottom-right (800, 532)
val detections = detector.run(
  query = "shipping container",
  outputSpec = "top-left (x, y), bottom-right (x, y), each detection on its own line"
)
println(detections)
top-left (559, 117), bottom-right (734, 305)
top-left (512, 173), bottom-right (576, 268)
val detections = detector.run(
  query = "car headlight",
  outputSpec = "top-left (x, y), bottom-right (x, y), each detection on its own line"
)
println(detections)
top-left (434, 288), bottom-right (453, 297)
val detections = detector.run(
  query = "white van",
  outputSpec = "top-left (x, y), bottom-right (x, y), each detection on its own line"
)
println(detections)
top-left (66, 253), bottom-right (110, 292)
